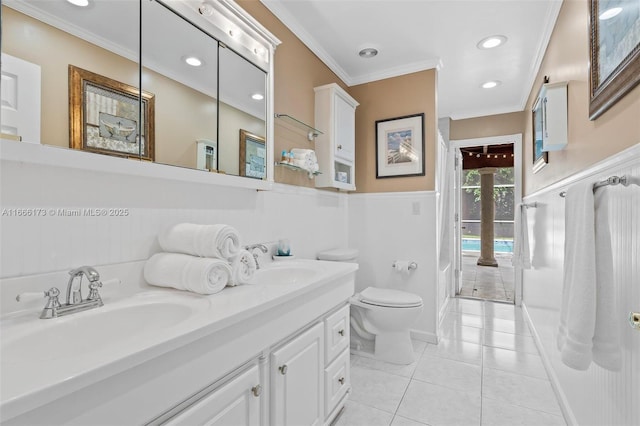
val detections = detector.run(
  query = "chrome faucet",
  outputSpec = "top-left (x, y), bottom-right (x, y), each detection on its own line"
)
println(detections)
top-left (245, 244), bottom-right (269, 269)
top-left (17, 266), bottom-right (105, 319)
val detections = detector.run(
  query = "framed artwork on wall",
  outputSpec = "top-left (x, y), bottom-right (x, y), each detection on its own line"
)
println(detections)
top-left (375, 113), bottom-right (425, 178)
top-left (69, 65), bottom-right (155, 161)
top-left (588, 0), bottom-right (640, 120)
top-left (239, 129), bottom-right (266, 179)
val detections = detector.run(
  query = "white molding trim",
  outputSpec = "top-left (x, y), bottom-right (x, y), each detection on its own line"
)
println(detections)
top-left (348, 190), bottom-right (436, 199)
top-left (523, 143), bottom-right (640, 201)
top-left (410, 329), bottom-right (438, 344)
top-left (348, 58), bottom-right (442, 87)
top-left (522, 302), bottom-right (577, 426)
top-left (518, 0), bottom-right (564, 112)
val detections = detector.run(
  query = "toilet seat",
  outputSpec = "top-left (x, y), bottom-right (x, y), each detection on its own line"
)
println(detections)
top-left (359, 287), bottom-right (423, 308)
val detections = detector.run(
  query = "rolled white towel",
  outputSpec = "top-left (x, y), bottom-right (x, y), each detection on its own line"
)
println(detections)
top-left (144, 253), bottom-right (232, 295)
top-left (229, 249), bottom-right (257, 286)
top-left (290, 148), bottom-right (317, 163)
top-left (159, 223), bottom-right (241, 259)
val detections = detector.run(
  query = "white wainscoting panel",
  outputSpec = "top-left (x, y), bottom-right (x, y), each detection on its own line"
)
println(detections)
top-left (522, 144), bottom-right (640, 426)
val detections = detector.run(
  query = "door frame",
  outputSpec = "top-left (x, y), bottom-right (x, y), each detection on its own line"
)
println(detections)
top-left (450, 133), bottom-right (523, 305)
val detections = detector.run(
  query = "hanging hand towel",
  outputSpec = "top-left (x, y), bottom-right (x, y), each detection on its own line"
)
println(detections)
top-left (512, 204), bottom-right (532, 269)
top-left (591, 188), bottom-right (621, 371)
top-left (159, 223), bottom-right (242, 259)
top-left (144, 252), bottom-right (232, 295)
top-left (557, 181), bottom-right (621, 371)
top-left (228, 249), bottom-right (257, 286)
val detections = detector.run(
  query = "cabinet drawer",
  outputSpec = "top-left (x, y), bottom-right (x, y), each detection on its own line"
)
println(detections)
top-left (324, 349), bottom-right (350, 418)
top-left (324, 304), bottom-right (350, 364)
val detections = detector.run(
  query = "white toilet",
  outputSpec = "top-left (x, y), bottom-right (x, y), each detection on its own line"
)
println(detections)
top-left (317, 248), bottom-right (423, 365)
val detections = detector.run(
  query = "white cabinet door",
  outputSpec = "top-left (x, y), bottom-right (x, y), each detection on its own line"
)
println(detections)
top-left (163, 365), bottom-right (261, 426)
top-left (271, 322), bottom-right (324, 426)
top-left (334, 93), bottom-right (355, 163)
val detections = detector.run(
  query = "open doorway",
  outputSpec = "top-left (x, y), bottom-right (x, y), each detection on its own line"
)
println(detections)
top-left (451, 134), bottom-right (523, 305)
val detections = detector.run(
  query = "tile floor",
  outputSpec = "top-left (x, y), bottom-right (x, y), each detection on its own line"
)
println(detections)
top-left (458, 253), bottom-right (514, 302)
top-left (335, 298), bottom-right (566, 426)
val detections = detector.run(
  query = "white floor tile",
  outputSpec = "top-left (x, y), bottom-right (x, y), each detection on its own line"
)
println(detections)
top-left (440, 322), bottom-right (484, 345)
top-left (483, 329), bottom-right (540, 355)
top-left (446, 298), bottom-right (485, 316)
top-left (333, 400), bottom-right (393, 426)
top-left (483, 346), bottom-right (548, 379)
top-left (349, 365), bottom-right (411, 414)
top-left (481, 397), bottom-right (566, 426)
top-left (442, 311), bottom-right (484, 329)
top-left (482, 367), bottom-right (563, 416)
top-left (390, 415), bottom-right (429, 426)
top-left (484, 317), bottom-right (531, 336)
top-left (356, 355), bottom-right (418, 379)
top-left (424, 338), bottom-right (483, 365)
top-left (413, 354), bottom-right (482, 394)
top-left (397, 380), bottom-right (481, 426)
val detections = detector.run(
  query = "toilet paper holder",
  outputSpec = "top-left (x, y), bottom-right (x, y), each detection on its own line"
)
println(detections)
top-left (392, 261), bottom-right (418, 271)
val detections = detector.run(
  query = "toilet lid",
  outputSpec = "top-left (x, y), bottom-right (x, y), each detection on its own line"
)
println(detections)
top-left (359, 287), bottom-right (423, 308)
top-left (317, 248), bottom-right (358, 261)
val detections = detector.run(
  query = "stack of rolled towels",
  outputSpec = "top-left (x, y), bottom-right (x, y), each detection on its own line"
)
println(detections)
top-left (290, 148), bottom-right (319, 174)
top-left (143, 223), bottom-right (257, 295)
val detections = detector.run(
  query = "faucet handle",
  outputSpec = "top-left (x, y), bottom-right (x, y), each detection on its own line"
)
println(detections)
top-left (16, 287), bottom-right (60, 303)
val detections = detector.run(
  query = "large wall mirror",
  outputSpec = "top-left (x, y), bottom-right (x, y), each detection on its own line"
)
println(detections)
top-left (1, 0), bottom-right (276, 181)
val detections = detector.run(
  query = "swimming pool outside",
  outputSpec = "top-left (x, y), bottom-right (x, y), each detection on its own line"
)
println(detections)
top-left (462, 238), bottom-right (513, 253)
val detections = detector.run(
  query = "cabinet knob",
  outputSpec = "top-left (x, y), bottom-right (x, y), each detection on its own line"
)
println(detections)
top-left (251, 384), bottom-right (262, 397)
top-left (337, 145), bottom-right (343, 150)
top-left (338, 329), bottom-right (345, 336)
top-left (338, 377), bottom-right (345, 385)
top-left (279, 364), bottom-right (288, 375)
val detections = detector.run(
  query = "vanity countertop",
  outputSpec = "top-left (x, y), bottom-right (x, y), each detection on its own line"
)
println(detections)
top-left (0, 259), bottom-right (357, 421)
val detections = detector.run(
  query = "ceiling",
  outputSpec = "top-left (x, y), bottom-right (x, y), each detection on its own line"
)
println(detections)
top-left (261, 0), bottom-right (563, 120)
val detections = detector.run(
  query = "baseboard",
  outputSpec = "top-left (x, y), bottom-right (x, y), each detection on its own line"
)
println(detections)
top-left (410, 329), bottom-right (438, 344)
top-left (521, 302), bottom-right (577, 426)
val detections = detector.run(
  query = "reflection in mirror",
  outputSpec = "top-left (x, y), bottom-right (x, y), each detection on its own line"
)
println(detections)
top-left (141, 0), bottom-right (219, 170)
top-left (1, 0), bottom-right (141, 156)
top-left (218, 46), bottom-right (267, 177)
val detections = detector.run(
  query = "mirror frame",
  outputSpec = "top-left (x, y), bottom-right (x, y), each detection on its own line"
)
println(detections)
top-left (239, 129), bottom-right (266, 179)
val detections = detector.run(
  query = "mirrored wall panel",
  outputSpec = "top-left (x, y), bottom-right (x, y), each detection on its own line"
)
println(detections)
top-left (1, 0), bottom-right (273, 180)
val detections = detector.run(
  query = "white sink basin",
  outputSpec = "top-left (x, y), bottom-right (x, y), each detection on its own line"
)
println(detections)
top-left (1, 292), bottom-right (210, 364)
top-left (249, 262), bottom-right (320, 286)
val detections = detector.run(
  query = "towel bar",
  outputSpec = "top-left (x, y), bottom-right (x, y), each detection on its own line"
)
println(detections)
top-left (522, 202), bottom-right (537, 208)
top-left (559, 175), bottom-right (631, 197)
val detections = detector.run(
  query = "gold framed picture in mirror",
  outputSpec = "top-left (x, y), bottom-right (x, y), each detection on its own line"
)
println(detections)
top-left (239, 129), bottom-right (266, 179)
top-left (69, 65), bottom-right (155, 161)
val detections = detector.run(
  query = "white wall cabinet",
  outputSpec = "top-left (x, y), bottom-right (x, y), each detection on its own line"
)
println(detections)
top-left (271, 323), bottom-right (325, 426)
top-left (314, 83), bottom-right (359, 191)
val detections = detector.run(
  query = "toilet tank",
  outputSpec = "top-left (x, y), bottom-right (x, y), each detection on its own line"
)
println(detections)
top-left (317, 248), bottom-right (358, 262)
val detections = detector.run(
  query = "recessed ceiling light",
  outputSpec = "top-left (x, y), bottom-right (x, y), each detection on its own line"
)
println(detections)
top-left (184, 56), bottom-right (203, 67)
top-left (477, 35), bottom-right (507, 49)
top-left (482, 80), bottom-right (501, 89)
top-left (599, 7), bottom-right (622, 20)
top-left (67, 0), bottom-right (89, 6)
top-left (251, 93), bottom-right (264, 100)
top-left (358, 47), bottom-right (378, 58)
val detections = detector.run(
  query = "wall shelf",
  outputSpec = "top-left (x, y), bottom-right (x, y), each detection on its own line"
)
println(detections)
top-left (274, 113), bottom-right (323, 141)
top-left (275, 161), bottom-right (321, 179)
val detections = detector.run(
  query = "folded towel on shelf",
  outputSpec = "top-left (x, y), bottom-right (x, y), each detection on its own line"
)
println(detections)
top-left (512, 204), bottom-right (532, 269)
top-left (228, 249), bottom-right (257, 286)
top-left (159, 223), bottom-right (241, 259)
top-left (144, 252), bottom-right (232, 295)
top-left (556, 182), bottom-right (620, 371)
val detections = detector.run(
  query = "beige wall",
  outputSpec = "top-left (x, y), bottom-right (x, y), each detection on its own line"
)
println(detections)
top-left (450, 111), bottom-right (526, 141)
top-left (349, 70), bottom-right (438, 192)
top-left (522, 0), bottom-right (640, 195)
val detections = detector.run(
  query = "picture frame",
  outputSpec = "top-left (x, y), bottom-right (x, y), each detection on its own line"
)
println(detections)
top-left (69, 65), bottom-right (155, 161)
top-left (588, 0), bottom-right (640, 120)
top-left (375, 113), bottom-right (425, 178)
top-left (532, 82), bottom-right (548, 173)
top-left (239, 129), bottom-right (266, 179)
